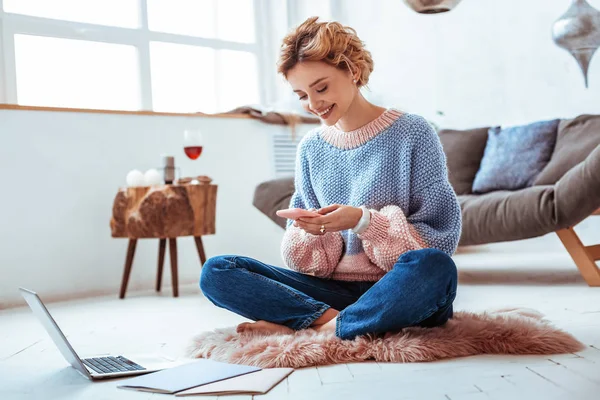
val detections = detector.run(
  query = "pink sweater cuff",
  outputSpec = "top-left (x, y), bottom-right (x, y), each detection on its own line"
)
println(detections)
top-left (357, 206), bottom-right (427, 271)
top-left (357, 210), bottom-right (390, 242)
top-left (281, 225), bottom-right (343, 278)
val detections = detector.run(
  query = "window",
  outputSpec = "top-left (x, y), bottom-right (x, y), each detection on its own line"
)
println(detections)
top-left (147, 0), bottom-right (217, 38)
top-left (4, 0), bottom-right (140, 28)
top-left (149, 42), bottom-right (217, 113)
top-left (0, 0), bottom-right (263, 113)
top-left (14, 35), bottom-right (141, 110)
top-left (216, 49), bottom-right (259, 112)
top-left (148, 44), bottom-right (259, 113)
top-left (147, 0), bottom-right (255, 44)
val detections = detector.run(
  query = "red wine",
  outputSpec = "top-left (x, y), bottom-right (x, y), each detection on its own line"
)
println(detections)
top-left (184, 146), bottom-right (203, 160)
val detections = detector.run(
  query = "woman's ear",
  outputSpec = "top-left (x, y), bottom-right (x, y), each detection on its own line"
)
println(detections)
top-left (346, 64), bottom-right (358, 83)
top-left (351, 68), bottom-right (360, 84)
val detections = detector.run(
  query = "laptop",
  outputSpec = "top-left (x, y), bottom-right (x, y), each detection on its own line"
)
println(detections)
top-left (19, 287), bottom-right (180, 380)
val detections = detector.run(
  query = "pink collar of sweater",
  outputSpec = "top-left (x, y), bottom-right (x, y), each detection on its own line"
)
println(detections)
top-left (319, 108), bottom-right (405, 149)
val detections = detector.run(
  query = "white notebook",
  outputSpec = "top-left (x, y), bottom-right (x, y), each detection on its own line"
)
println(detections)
top-left (117, 359), bottom-right (260, 394)
top-left (176, 367), bottom-right (294, 396)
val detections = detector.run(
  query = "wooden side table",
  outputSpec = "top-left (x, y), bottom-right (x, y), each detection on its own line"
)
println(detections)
top-left (110, 181), bottom-right (217, 298)
top-left (556, 207), bottom-right (600, 287)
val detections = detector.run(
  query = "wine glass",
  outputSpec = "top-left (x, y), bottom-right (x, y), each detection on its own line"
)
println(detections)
top-left (183, 129), bottom-right (204, 184)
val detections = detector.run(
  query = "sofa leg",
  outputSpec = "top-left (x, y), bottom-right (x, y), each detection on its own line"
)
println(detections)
top-left (556, 227), bottom-right (600, 287)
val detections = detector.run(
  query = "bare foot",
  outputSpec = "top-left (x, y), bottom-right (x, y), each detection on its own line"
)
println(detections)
top-left (312, 316), bottom-right (337, 334)
top-left (236, 320), bottom-right (294, 335)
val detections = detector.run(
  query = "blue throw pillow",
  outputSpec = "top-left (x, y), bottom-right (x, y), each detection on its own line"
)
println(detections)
top-left (472, 119), bottom-right (559, 193)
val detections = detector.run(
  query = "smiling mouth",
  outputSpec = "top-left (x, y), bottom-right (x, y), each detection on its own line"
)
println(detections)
top-left (315, 104), bottom-right (335, 118)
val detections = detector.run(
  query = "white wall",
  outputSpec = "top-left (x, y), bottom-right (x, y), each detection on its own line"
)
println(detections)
top-left (336, 0), bottom-right (600, 129)
top-left (0, 109), bottom-right (311, 308)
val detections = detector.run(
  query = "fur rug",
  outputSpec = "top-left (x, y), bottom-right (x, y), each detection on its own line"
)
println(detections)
top-left (187, 308), bottom-right (584, 368)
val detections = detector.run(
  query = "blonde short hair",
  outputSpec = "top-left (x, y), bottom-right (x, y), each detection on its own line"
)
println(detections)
top-left (277, 17), bottom-right (374, 87)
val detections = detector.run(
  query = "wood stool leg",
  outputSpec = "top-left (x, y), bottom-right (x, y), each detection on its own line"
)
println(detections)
top-left (168, 238), bottom-right (179, 297)
top-left (556, 227), bottom-right (600, 287)
top-left (119, 239), bottom-right (137, 299)
top-left (156, 239), bottom-right (166, 292)
top-left (194, 236), bottom-right (207, 266)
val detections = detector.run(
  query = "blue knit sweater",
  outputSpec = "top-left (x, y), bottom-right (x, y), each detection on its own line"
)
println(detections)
top-left (280, 109), bottom-right (462, 281)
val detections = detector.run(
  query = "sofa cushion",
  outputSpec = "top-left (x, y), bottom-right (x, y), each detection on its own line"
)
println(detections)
top-left (252, 176), bottom-right (295, 229)
top-left (458, 185), bottom-right (557, 246)
top-left (532, 114), bottom-right (600, 185)
top-left (471, 119), bottom-right (559, 194)
top-left (554, 144), bottom-right (600, 228)
top-left (437, 127), bottom-right (489, 195)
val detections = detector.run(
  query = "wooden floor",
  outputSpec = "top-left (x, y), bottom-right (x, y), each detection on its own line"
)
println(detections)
top-left (2, 238), bottom-right (600, 400)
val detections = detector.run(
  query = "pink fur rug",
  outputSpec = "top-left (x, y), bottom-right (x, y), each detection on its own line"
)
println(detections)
top-left (187, 308), bottom-right (584, 368)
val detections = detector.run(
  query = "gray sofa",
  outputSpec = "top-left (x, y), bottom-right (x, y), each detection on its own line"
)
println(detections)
top-left (253, 114), bottom-right (600, 286)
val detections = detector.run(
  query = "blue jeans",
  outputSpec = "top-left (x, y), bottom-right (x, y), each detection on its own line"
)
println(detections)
top-left (199, 248), bottom-right (457, 340)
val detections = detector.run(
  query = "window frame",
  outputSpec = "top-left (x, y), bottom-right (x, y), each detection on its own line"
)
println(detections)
top-left (0, 0), bottom-right (272, 113)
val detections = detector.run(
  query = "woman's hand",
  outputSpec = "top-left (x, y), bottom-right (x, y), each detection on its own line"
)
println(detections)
top-left (293, 204), bottom-right (362, 235)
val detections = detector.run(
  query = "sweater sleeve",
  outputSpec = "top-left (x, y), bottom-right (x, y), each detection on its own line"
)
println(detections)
top-left (280, 134), bottom-right (344, 278)
top-left (357, 117), bottom-right (462, 272)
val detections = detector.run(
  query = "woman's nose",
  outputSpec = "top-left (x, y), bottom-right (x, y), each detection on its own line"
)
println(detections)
top-left (308, 96), bottom-right (321, 113)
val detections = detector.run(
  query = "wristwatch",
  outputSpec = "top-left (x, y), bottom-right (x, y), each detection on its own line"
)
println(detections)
top-left (351, 205), bottom-right (371, 234)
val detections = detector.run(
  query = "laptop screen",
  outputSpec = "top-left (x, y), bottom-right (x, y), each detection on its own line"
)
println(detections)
top-left (19, 288), bottom-right (91, 379)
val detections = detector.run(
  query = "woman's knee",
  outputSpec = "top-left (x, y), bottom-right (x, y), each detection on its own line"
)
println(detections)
top-left (199, 255), bottom-right (237, 295)
top-left (397, 248), bottom-right (457, 285)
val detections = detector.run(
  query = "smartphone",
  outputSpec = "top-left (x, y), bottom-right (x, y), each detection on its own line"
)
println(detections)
top-left (276, 208), bottom-right (321, 219)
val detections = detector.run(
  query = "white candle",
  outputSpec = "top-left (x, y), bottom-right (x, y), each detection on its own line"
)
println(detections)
top-left (126, 170), bottom-right (145, 187)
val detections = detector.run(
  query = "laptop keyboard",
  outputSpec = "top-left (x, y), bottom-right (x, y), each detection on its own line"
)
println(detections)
top-left (82, 356), bottom-right (145, 374)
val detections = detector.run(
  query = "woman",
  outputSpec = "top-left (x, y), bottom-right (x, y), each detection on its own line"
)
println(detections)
top-left (200, 17), bottom-right (462, 341)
